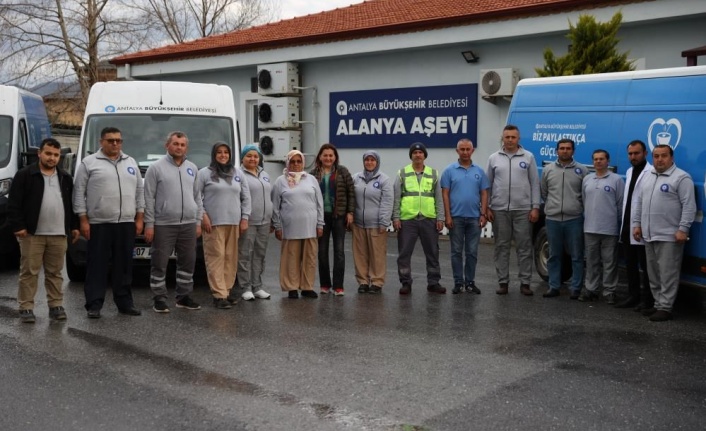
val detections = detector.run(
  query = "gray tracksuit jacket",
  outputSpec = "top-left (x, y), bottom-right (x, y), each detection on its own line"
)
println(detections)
top-left (144, 154), bottom-right (202, 228)
top-left (633, 163), bottom-right (696, 242)
top-left (73, 149), bottom-right (144, 223)
top-left (353, 170), bottom-right (393, 228)
top-left (196, 166), bottom-right (251, 226)
top-left (243, 167), bottom-right (273, 226)
top-left (541, 159), bottom-right (588, 221)
top-left (485, 146), bottom-right (540, 211)
top-left (582, 171), bottom-right (625, 235)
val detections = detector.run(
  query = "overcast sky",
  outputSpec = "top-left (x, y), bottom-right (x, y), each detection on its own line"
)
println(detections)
top-left (278, 0), bottom-right (366, 20)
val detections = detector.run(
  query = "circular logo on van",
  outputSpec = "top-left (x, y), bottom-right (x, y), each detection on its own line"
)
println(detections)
top-left (105, 105), bottom-right (116, 113)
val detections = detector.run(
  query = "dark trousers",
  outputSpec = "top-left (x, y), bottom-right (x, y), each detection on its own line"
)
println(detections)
top-left (84, 222), bottom-right (136, 311)
top-left (397, 218), bottom-right (441, 286)
top-left (318, 213), bottom-right (346, 288)
top-left (623, 242), bottom-right (653, 305)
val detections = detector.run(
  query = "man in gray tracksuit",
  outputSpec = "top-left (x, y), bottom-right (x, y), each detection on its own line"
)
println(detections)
top-left (144, 131), bottom-right (203, 313)
top-left (632, 144), bottom-right (696, 322)
top-left (541, 138), bottom-right (588, 299)
top-left (486, 125), bottom-right (540, 296)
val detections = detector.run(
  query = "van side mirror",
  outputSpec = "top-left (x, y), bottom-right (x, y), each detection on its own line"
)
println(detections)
top-left (21, 147), bottom-right (39, 168)
top-left (60, 147), bottom-right (75, 174)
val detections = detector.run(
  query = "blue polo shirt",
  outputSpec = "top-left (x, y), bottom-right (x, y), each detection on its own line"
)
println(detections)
top-left (440, 161), bottom-right (490, 218)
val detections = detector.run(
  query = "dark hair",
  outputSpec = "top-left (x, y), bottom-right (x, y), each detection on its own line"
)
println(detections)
top-left (503, 124), bottom-right (519, 132)
top-left (592, 149), bottom-right (610, 160)
top-left (627, 139), bottom-right (647, 152)
top-left (39, 138), bottom-right (61, 151)
top-left (166, 131), bottom-right (188, 145)
top-left (654, 144), bottom-right (673, 156)
top-left (315, 143), bottom-right (339, 169)
top-left (556, 138), bottom-right (575, 150)
top-left (100, 127), bottom-right (121, 138)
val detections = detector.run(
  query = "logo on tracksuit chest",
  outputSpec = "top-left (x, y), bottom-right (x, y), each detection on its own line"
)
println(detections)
top-left (186, 167), bottom-right (194, 177)
top-left (127, 166), bottom-right (136, 176)
top-left (234, 175), bottom-right (241, 182)
top-left (574, 168), bottom-right (583, 175)
top-left (660, 184), bottom-right (670, 192)
top-left (519, 161), bottom-right (528, 169)
top-left (373, 181), bottom-right (380, 189)
top-left (603, 185), bottom-right (612, 192)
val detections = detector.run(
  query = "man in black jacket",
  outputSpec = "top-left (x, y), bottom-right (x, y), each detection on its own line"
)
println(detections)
top-left (7, 138), bottom-right (79, 323)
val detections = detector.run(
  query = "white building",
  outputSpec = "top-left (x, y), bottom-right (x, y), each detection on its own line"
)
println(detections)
top-left (111, 0), bottom-right (706, 175)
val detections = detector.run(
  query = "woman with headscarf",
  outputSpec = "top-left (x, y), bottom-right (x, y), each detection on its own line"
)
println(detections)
top-left (309, 143), bottom-right (355, 296)
top-left (236, 144), bottom-right (273, 301)
top-left (272, 150), bottom-right (324, 298)
top-left (196, 142), bottom-right (251, 309)
top-left (352, 151), bottom-right (393, 294)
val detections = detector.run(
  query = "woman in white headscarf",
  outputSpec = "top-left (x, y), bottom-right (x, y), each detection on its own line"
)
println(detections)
top-left (271, 150), bottom-right (324, 298)
top-left (351, 150), bottom-right (393, 294)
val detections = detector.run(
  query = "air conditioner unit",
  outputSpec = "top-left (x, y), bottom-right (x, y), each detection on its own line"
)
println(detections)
top-left (259, 131), bottom-right (301, 161)
top-left (258, 97), bottom-right (300, 129)
top-left (479, 68), bottom-right (519, 97)
top-left (257, 62), bottom-right (299, 96)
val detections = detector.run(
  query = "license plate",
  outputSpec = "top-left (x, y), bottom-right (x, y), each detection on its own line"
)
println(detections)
top-left (133, 247), bottom-right (176, 259)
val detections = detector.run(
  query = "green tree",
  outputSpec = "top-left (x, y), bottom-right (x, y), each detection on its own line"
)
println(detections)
top-left (536, 12), bottom-right (634, 77)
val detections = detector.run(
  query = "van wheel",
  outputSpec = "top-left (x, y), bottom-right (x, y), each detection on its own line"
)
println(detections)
top-left (534, 227), bottom-right (550, 281)
top-left (66, 252), bottom-right (86, 282)
top-left (534, 226), bottom-right (572, 283)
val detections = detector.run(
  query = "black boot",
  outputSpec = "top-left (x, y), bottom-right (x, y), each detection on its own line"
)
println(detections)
top-left (615, 295), bottom-right (640, 308)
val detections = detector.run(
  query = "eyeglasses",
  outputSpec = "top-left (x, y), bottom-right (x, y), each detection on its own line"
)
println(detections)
top-left (102, 138), bottom-right (123, 144)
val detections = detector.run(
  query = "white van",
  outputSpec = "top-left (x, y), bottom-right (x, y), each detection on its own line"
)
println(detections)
top-left (66, 81), bottom-right (240, 281)
top-left (0, 85), bottom-right (52, 266)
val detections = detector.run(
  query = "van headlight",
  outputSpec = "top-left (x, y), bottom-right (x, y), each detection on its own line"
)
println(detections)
top-left (0, 178), bottom-right (11, 198)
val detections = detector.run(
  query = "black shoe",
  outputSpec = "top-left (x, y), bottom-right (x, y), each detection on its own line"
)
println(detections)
top-left (604, 293), bottom-right (616, 305)
top-left (578, 290), bottom-right (598, 302)
top-left (213, 298), bottom-right (232, 309)
top-left (49, 306), bottom-right (67, 320)
top-left (543, 289), bottom-right (560, 298)
top-left (87, 309), bottom-right (101, 319)
top-left (633, 302), bottom-right (653, 312)
top-left (118, 307), bottom-right (142, 316)
top-left (614, 296), bottom-right (640, 308)
top-left (465, 283), bottom-right (481, 294)
top-left (399, 284), bottom-right (412, 295)
top-left (358, 284), bottom-right (370, 293)
top-left (153, 300), bottom-right (170, 313)
top-left (19, 309), bottom-right (36, 323)
top-left (641, 307), bottom-right (657, 316)
top-left (452, 284), bottom-right (463, 294)
top-left (176, 296), bottom-right (201, 310)
top-left (570, 291), bottom-right (580, 300)
top-left (649, 310), bottom-right (673, 322)
top-left (496, 283), bottom-right (509, 295)
top-left (369, 285), bottom-right (382, 294)
top-left (301, 290), bottom-right (318, 298)
top-left (227, 295), bottom-right (239, 305)
top-left (520, 284), bottom-right (534, 296)
top-left (427, 284), bottom-right (446, 294)
top-left (288, 291), bottom-right (299, 299)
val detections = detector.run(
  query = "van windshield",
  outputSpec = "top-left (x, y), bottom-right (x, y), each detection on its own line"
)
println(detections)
top-left (81, 114), bottom-right (236, 172)
top-left (0, 116), bottom-right (12, 169)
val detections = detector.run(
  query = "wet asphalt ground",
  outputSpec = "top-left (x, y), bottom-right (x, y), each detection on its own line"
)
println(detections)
top-left (1, 236), bottom-right (706, 431)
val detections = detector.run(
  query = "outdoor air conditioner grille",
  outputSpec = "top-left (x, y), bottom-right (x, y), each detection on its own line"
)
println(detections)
top-left (482, 71), bottom-right (502, 95)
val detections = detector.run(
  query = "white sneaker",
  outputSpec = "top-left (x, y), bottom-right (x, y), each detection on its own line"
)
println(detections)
top-left (241, 291), bottom-right (255, 301)
top-left (253, 289), bottom-right (271, 299)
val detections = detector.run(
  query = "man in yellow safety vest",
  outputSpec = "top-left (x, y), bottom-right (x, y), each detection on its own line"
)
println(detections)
top-left (392, 142), bottom-right (446, 295)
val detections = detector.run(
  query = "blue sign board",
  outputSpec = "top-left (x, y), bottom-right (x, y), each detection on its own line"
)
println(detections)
top-left (329, 84), bottom-right (478, 148)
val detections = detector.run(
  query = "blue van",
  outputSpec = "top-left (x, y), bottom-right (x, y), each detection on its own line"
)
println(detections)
top-left (507, 66), bottom-right (706, 287)
top-left (0, 86), bottom-right (52, 266)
